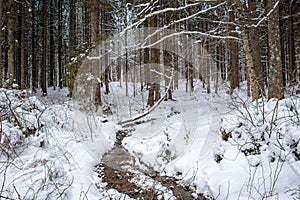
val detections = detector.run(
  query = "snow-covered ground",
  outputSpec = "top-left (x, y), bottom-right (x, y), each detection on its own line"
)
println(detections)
top-left (0, 88), bottom-right (118, 199)
top-left (1, 81), bottom-right (299, 199)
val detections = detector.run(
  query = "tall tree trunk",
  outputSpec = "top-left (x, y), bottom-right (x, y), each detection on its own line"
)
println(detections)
top-left (147, 84), bottom-right (154, 107)
top-left (125, 30), bottom-right (128, 96)
top-left (185, 61), bottom-right (194, 94)
top-left (215, 44), bottom-right (220, 93)
top-left (0, 0), bottom-right (3, 88)
top-left (20, 0), bottom-right (26, 89)
top-left (17, 2), bottom-right (22, 88)
top-left (92, 0), bottom-right (101, 106)
top-left (41, 0), bottom-right (47, 96)
top-left (69, 0), bottom-right (76, 58)
top-left (95, 82), bottom-right (102, 107)
top-left (68, 0), bottom-right (78, 97)
top-left (229, 9), bottom-right (239, 94)
top-left (104, 53), bottom-right (110, 94)
top-left (83, 1), bottom-right (91, 48)
top-left (49, 0), bottom-right (55, 89)
top-left (139, 47), bottom-right (143, 91)
top-left (279, 6), bottom-right (287, 87)
top-left (249, 0), bottom-right (265, 96)
top-left (220, 43), bottom-right (226, 81)
top-left (233, 0), bottom-right (261, 101)
top-left (150, 17), bottom-right (160, 103)
top-left (204, 21), bottom-right (211, 94)
top-left (31, 1), bottom-right (37, 92)
top-left (268, 0), bottom-right (284, 99)
top-left (7, 0), bottom-right (14, 81)
top-left (124, 4), bottom-right (129, 97)
top-left (58, 0), bottom-right (63, 89)
top-left (162, 5), bottom-right (174, 98)
top-left (91, 0), bottom-right (99, 45)
top-left (103, 2), bottom-right (109, 94)
top-left (288, 2), bottom-right (296, 83)
top-left (163, 51), bottom-right (172, 100)
top-left (241, 31), bottom-right (261, 100)
top-left (173, 39), bottom-right (179, 90)
top-left (144, 47), bottom-right (150, 89)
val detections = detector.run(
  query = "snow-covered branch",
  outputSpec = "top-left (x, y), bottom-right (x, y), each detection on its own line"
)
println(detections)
top-left (150, 69), bottom-right (173, 79)
top-left (251, 0), bottom-right (280, 28)
top-left (121, 1), bottom-right (203, 35)
top-left (142, 2), bottom-right (227, 44)
top-left (142, 30), bottom-right (240, 50)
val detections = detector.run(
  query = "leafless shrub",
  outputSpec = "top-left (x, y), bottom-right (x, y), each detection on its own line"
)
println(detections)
top-left (0, 89), bottom-right (74, 199)
top-left (287, 187), bottom-right (300, 200)
top-left (218, 92), bottom-right (300, 198)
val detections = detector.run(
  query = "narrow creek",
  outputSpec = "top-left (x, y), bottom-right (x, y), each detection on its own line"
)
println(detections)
top-left (95, 129), bottom-right (208, 200)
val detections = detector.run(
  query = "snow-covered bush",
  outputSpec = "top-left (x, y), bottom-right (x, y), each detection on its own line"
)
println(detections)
top-left (222, 96), bottom-right (300, 161)
top-left (219, 95), bottom-right (300, 198)
top-left (0, 89), bottom-right (74, 199)
top-left (1, 89), bottom-right (35, 152)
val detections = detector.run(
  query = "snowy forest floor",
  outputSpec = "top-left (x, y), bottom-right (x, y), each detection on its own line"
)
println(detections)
top-left (1, 81), bottom-right (300, 199)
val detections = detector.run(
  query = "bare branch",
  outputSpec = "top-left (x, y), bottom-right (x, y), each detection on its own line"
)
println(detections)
top-left (121, 1), bottom-right (204, 35)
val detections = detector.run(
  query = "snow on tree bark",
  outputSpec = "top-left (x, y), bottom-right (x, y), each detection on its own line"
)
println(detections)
top-left (268, 0), bottom-right (284, 100)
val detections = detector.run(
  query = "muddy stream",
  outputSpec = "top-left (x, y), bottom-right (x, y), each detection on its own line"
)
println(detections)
top-left (95, 129), bottom-right (207, 200)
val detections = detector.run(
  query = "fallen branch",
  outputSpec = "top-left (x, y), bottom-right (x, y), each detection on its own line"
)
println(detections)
top-left (118, 70), bottom-right (174, 125)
